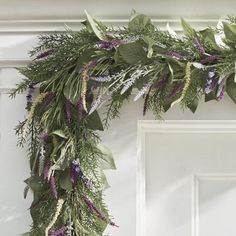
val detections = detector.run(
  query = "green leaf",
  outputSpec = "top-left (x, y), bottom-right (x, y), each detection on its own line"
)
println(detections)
top-left (84, 10), bottom-right (107, 40)
top-left (98, 169), bottom-right (110, 191)
top-left (205, 92), bottom-right (216, 102)
top-left (63, 75), bottom-right (81, 105)
top-left (86, 111), bottom-right (104, 131)
top-left (118, 42), bottom-right (147, 65)
top-left (24, 176), bottom-right (45, 192)
top-left (60, 171), bottom-right (73, 191)
top-left (187, 97), bottom-right (199, 113)
top-left (226, 75), bottom-right (236, 103)
top-left (128, 10), bottom-right (155, 32)
top-left (223, 22), bottom-right (236, 43)
top-left (143, 36), bottom-right (155, 58)
top-left (200, 28), bottom-right (222, 51)
top-left (97, 144), bottom-right (116, 170)
top-left (181, 18), bottom-right (196, 37)
top-left (50, 130), bottom-right (67, 139)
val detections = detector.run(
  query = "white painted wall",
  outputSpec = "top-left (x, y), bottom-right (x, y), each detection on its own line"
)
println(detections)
top-left (1, 1), bottom-right (236, 235)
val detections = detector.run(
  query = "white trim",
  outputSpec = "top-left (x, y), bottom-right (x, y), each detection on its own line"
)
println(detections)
top-left (0, 18), bottom-right (220, 33)
top-left (192, 173), bottom-right (236, 236)
top-left (137, 120), bottom-right (236, 236)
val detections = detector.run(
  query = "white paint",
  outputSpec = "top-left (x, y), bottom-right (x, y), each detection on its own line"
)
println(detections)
top-left (137, 121), bottom-right (236, 236)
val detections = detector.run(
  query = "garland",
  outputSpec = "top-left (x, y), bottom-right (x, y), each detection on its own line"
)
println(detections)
top-left (11, 10), bottom-right (236, 236)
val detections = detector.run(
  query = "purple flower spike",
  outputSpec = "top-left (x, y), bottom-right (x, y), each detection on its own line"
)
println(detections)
top-left (44, 161), bottom-right (51, 180)
top-left (49, 175), bottom-right (58, 199)
top-left (71, 160), bottom-right (92, 188)
top-left (26, 83), bottom-right (35, 106)
top-left (200, 55), bottom-right (219, 64)
top-left (217, 85), bottom-right (225, 101)
top-left (35, 50), bottom-right (52, 60)
top-left (83, 196), bottom-right (118, 227)
top-left (42, 92), bottom-right (54, 109)
top-left (83, 196), bottom-right (106, 221)
top-left (192, 37), bottom-right (205, 54)
top-left (205, 69), bottom-right (217, 94)
top-left (77, 97), bottom-right (84, 120)
top-left (50, 226), bottom-right (67, 236)
top-left (167, 51), bottom-right (184, 60)
top-left (65, 100), bottom-right (73, 122)
top-left (168, 82), bottom-right (184, 98)
top-left (97, 40), bottom-right (121, 50)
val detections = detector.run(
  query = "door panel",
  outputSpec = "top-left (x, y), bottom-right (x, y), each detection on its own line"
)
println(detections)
top-left (137, 121), bottom-right (236, 236)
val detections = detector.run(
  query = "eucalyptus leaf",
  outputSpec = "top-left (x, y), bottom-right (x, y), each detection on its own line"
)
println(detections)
top-left (226, 75), bottom-right (236, 103)
top-left (200, 28), bottom-right (222, 51)
top-left (143, 36), bottom-right (155, 58)
top-left (84, 10), bottom-right (107, 40)
top-left (24, 176), bottom-right (45, 192)
top-left (97, 144), bottom-right (116, 170)
top-left (60, 171), bottom-right (73, 191)
top-left (187, 97), bottom-right (199, 113)
top-left (129, 11), bottom-right (155, 32)
top-left (223, 22), bottom-right (236, 44)
top-left (118, 42), bottom-right (147, 65)
top-left (86, 111), bottom-right (104, 131)
top-left (181, 18), bottom-right (196, 37)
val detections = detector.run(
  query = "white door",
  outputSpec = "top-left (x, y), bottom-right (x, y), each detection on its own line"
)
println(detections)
top-left (137, 121), bottom-right (236, 236)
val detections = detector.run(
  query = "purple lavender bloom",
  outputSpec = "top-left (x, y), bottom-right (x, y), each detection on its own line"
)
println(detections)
top-left (83, 196), bottom-right (106, 220)
top-left (204, 69), bottom-right (218, 94)
top-left (167, 51), bottom-right (184, 60)
top-left (44, 161), bottom-right (51, 180)
top-left (153, 78), bottom-right (168, 91)
top-left (71, 160), bottom-right (92, 188)
top-left (40, 132), bottom-right (49, 143)
top-left (42, 92), bottom-right (54, 109)
top-left (97, 40), bottom-right (121, 50)
top-left (65, 100), bottom-right (73, 122)
top-left (83, 196), bottom-right (118, 227)
top-left (35, 50), bottom-right (52, 60)
top-left (192, 37), bottom-right (205, 54)
top-left (217, 85), bottom-right (225, 101)
top-left (49, 175), bottom-right (58, 199)
top-left (79, 60), bottom-right (97, 74)
top-left (168, 82), bottom-right (184, 98)
top-left (26, 83), bottom-right (36, 106)
top-left (49, 226), bottom-right (67, 236)
top-left (77, 97), bottom-right (84, 120)
top-left (200, 55), bottom-right (219, 65)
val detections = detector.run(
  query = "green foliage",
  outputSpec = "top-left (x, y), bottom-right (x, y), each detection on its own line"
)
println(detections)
top-left (226, 75), bottom-right (236, 103)
top-left (118, 42), bottom-right (147, 64)
top-left (181, 18), bottom-right (196, 37)
top-left (12, 11), bottom-right (236, 236)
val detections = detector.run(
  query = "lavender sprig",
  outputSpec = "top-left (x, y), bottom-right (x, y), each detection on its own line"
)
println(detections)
top-left (200, 55), bottom-right (219, 64)
top-left (65, 100), bottom-right (73, 122)
top-left (49, 175), bottom-right (58, 199)
top-left (192, 37), bottom-right (205, 54)
top-left (42, 92), bottom-right (54, 109)
top-left (83, 196), bottom-right (118, 227)
top-left (26, 83), bottom-right (36, 107)
top-left (49, 226), bottom-right (67, 236)
top-left (71, 160), bottom-right (92, 188)
top-left (35, 50), bottom-right (52, 60)
top-left (167, 51), bottom-right (184, 60)
top-left (97, 40), bottom-right (122, 50)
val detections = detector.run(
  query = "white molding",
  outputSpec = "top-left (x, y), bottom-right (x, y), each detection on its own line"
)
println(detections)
top-left (137, 120), bottom-right (236, 236)
top-left (0, 18), bottom-right (220, 33)
top-left (192, 173), bottom-right (236, 236)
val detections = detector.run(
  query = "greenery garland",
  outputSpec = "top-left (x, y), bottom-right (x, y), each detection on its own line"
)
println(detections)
top-left (11, 10), bottom-right (236, 236)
